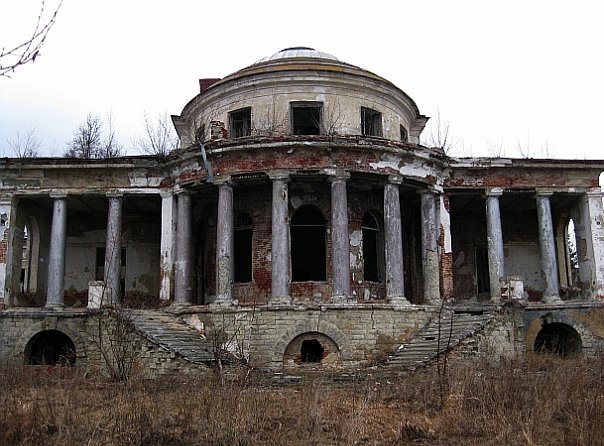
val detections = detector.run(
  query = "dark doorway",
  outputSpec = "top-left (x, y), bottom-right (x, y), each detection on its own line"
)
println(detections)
top-left (475, 247), bottom-right (490, 294)
top-left (361, 212), bottom-right (384, 282)
top-left (291, 206), bottom-right (326, 281)
top-left (25, 330), bottom-right (76, 366)
top-left (301, 339), bottom-right (324, 363)
top-left (234, 213), bottom-right (253, 283)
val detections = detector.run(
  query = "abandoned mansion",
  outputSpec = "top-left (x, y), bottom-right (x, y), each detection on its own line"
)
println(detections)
top-left (1, 47), bottom-right (603, 371)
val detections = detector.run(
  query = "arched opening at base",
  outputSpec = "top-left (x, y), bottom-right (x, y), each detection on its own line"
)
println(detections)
top-left (301, 339), bottom-right (324, 362)
top-left (283, 331), bottom-right (341, 367)
top-left (535, 323), bottom-right (582, 356)
top-left (25, 330), bottom-right (76, 366)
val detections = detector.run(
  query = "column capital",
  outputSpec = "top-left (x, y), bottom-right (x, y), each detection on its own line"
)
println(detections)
top-left (485, 187), bottom-right (504, 197)
top-left (387, 175), bottom-right (403, 185)
top-left (326, 170), bottom-right (350, 182)
top-left (106, 191), bottom-right (124, 199)
top-left (267, 170), bottom-right (290, 181)
top-left (213, 176), bottom-right (232, 186)
top-left (49, 191), bottom-right (68, 199)
top-left (159, 189), bottom-right (173, 199)
top-left (174, 188), bottom-right (192, 196)
top-left (417, 188), bottom-right (436, 196)
top-left (586, 189), bottom-right (604, 198)
top-left (0, 194), bottom-right (17, 206)
top-left (535, 189), bottom-right (554, 197)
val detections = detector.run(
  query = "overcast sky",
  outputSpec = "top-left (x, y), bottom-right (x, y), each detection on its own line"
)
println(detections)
top-left (1, 0), bottom-right (603, 162)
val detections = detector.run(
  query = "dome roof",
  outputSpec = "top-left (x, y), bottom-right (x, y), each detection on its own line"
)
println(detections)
top-left (253, 47), bottom-right (339, 65)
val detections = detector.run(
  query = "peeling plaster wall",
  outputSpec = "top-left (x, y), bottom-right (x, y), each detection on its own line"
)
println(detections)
top-left (504, 243), bottom-right (544, 296)
top-left (127, 242), bottom-right (160, 296)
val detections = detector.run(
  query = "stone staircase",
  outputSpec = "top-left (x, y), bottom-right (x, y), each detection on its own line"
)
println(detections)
top-left (387, 306), bottom-right (501, 370)
top-left (130, 310), bottom-right (215, 366)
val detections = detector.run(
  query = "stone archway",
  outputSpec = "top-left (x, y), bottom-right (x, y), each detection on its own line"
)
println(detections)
top-left (534, 322), bottom-right (582, 356)
top-left (283, 331), bottom-right (341, 367)
top-left (271, 319), bottom-right (350, 366)
top-left (24, 329), bottom-right (76, 365)
top-left (13, 319), bottom-right (88, 366)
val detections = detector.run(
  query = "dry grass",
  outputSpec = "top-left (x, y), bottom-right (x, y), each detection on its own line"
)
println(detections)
top-left (0, 354), bottom-right (603, 445)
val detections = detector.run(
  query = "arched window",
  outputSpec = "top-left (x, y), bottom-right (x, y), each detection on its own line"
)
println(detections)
top-left (361, 212), bottom-right (385, 282)
top-left (234, 213), bottom-right (253, 283)
top-left (565, 218), bottom-right (579, 287)
top-left (21, 224), bottom-right (31, 293)
top-left (291, 206), bottom-right (326, 281)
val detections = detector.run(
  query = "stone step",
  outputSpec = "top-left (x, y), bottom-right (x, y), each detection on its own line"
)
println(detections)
top-left (130, 310), bottom-right (215, 366)
top-left (387, 307), bottom-right (501, 370)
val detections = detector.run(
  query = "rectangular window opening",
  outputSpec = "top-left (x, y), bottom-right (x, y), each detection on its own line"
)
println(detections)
top-left (400, 125), bottom-right (408, 142)
top-left (291, 102), bottom-right (323, 135)
top-left (361, 107), bottom-right (383, 137)
top-left (229, 107), bottom-right (251, 138)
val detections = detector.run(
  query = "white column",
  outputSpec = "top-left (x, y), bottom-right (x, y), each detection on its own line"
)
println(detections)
top-left (159, 190), bottom-right (175, 302)
top-left (45, 194), bottom-right (67, 308)
top-left (486, 188), bottom-right (505, 301)
top-left (536, 191), bottom-right (560, 301)
top-left (104, 193), bottom-right (123, 305)
top-left (0, 195), bottom-right (19, 307)
top-left (269, 172), bottom-right (290, 305)
top-left (330, 172), bottom-right (352, 302)
top-left (419, 189), bottom-right (440, 304)
top-left (384, 176), bottom-right (409, 306)
top-left (215, 180), bottom-right (235, 304)
top-left (581, 190), bottom-right (604, 299)
top-left (174, 190), bottom-right (193, 305)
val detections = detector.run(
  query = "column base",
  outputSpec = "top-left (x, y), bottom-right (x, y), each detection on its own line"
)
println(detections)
top-left (43, 302), bottom-right (65, 311)
top-left (388, 296), bottom-right (411, 307)
top-left (268, 295), bottom-right (292, 306)
top-left (210, 298), bottom-right (238, 308)
top-left (541, 295), bottom-right (563, 304)
top-left (425, 297), bottom-right (443, 307)
top-left (329, 294), bottom-right (356, 304)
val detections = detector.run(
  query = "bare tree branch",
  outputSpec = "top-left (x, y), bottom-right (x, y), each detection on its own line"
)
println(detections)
top-left (99, 112), bottom-right (123, 158)
top-left (0, 1), bottom-right (62, 77)
top-left (515, 136), bottom-right (534, 159)
top-left (65, 113), bottom-right (123, 159)
top-left (134, 111), bottom-right (178, 157)
top-left (486, 137), bottom-right (505, 157)
top-left (7, 127), bottom-right (42, 158)
top-left (422, 109), bottom-right (462, 155)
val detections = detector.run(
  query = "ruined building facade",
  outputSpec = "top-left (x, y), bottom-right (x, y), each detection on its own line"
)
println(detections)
top-left (1, 48), bottom-right (604, 370)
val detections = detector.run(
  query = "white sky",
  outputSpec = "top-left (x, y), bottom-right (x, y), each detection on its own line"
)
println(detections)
top-left (1, 0), bottom-right (604, 162)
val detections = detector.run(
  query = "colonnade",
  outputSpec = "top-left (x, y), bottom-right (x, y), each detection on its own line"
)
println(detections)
top-left (33, 172), bottom-right (443, 307)
top-left (484, 188), bottom-right (565, 301)
top-left (9, 183), bottom-right (594, 307)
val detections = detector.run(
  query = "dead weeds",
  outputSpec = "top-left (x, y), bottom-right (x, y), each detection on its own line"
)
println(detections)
top-left (0, 354), bottom-right (603, 445)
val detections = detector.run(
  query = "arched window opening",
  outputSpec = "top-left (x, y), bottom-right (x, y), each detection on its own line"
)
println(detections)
top-left (535, 323), bottom-right (582, 356)
top-left (565, 219), bottom-right (580, 288)
top-left (291, 206), bottom-right (326, 281)
top-left (301, 339), bottom-right (324, 363)
top-left (361, 212), bottom-right (384, 282)
top-left (234, 213), bottom-right (253, 283)
top-left (25, 330), bottom-right (76, 366)
top-left (20, 224), bottom-right (31, 293)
